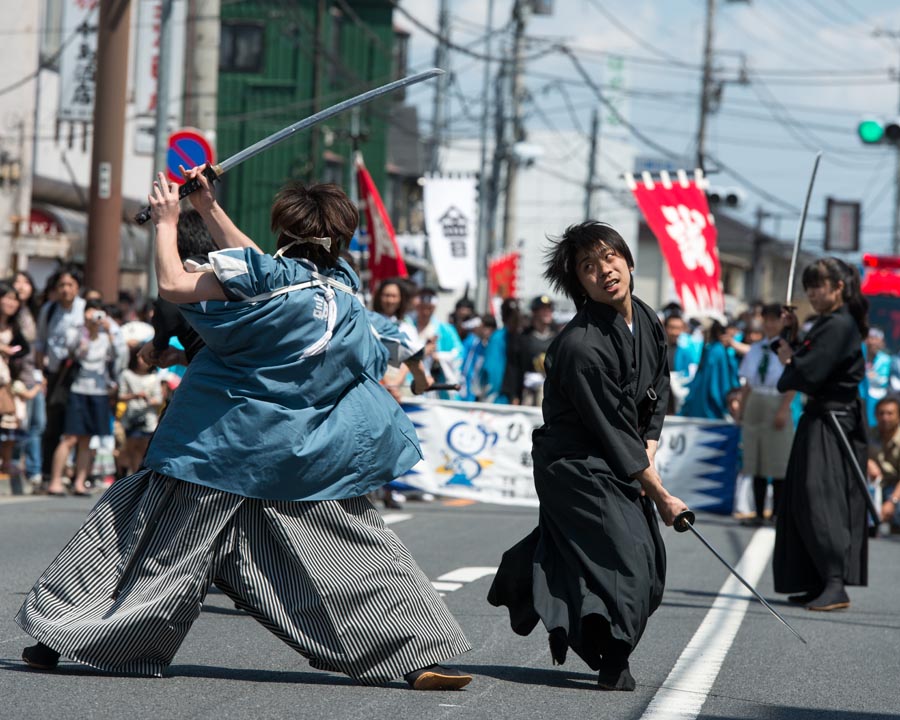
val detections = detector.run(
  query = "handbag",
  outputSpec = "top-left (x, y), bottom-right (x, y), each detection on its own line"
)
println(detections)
top-left (0, 384), bottom-right (15, 416)
top-left (47, 357), bottom-right (79, 408)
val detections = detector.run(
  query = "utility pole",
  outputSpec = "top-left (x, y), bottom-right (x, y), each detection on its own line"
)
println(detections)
top-left (750, 205), bottom-right (766, 301)
top-left (584, 107), bottom-right (599, 219)
top-left (309, 0), bottom-right (326, 180)
top-left (872, 28), bottom-right (900, 254)
top-left (486, 47), bottom-right (507, 280)
top-left (502, 0), bottom-right (528, 251)
top-left (475, 0), bottom-right (495, 309)
top-left (85, 0), bottom-right (132, 302)
top-left (429, 0), bottom-right (450, 174)
top-left (696, 0), bottom-right (716, 172)
top-left (147, 0), bottom-right (174, 299)
top-left (184, 0), bottom-right (220, 136)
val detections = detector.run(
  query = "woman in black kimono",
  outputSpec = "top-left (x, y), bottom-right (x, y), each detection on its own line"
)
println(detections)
top-left (488, 221), bottom-right (688, 691)
top-left (774, 257), bottom-right (869, 611)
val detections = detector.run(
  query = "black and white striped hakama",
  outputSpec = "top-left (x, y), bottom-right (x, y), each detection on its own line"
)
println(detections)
top-left (16, 470), bottom-right (471, 682)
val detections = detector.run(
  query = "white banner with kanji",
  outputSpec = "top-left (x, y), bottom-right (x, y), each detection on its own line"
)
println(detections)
top-left (422, 175), bottom-right (477, 291)
top-left (58, 0), bottom-right (99, 122)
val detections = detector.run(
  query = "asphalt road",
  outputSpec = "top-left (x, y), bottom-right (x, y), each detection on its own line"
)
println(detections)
top-left (0, 493), bottom-right (897, 720)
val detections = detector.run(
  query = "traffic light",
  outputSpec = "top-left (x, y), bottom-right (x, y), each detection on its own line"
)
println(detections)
top-left (858, 118), bottom-right (900, 145)
top-left (707, 187), bottom-right (744, 207)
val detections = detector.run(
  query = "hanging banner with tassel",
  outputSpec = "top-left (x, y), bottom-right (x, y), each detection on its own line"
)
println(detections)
top-left (626, 169), bottom-right (725, 317)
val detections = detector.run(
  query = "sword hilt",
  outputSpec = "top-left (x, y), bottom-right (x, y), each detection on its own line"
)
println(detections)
top-left (410, 381), bottom-right (461, 395)
top-left (674, 510), bottom-right (695, 533)
top-left (134, 164), bottom-right (221, 225)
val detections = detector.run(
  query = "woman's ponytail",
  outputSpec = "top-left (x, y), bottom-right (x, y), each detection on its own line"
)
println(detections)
top-left (835, 259), bottom-right (869, 339)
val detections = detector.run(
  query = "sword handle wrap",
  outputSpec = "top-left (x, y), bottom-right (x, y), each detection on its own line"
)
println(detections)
top-left (674, 510), bottom-right (695, 533)
top-left (410, 381), bottom-right (461, 395)
top-left (134, 164), bottom-right (221, 225)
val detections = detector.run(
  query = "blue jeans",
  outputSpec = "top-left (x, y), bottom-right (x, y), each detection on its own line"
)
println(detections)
top-left (23, 389), bottom-right (46, 477)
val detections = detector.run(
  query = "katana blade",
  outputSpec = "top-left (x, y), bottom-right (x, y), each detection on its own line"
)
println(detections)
top-left (135, 68), bottom-right (445, 224)
top-left (785, 151), bottom-right (823, 307)
top-left (674, 511), bottom-right (808, 645)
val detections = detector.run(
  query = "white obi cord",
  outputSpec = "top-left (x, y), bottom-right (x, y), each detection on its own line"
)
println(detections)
top-left (241, 262), bottom-right (354, 360)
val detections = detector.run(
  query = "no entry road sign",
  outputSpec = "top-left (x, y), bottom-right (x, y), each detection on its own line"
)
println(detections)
top-left (167, 129), bottom-right (215, 184)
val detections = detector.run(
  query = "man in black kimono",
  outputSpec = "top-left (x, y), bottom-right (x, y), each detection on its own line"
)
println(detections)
top-left (488, 221), bottom-right (689, 691)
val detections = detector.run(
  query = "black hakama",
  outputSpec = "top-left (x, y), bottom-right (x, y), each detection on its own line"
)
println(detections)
top-left (488, 297), bottom-right (669, 668)
top-left (774, 307), bottom-right (868, 593)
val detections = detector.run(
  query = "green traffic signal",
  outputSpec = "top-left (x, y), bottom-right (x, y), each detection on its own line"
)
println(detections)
top-left (859, 119), bottom-right (885, 144)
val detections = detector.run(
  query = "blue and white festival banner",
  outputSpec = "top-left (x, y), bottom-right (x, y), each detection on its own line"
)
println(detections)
top-left (399, 399), bottom-right (740, 514)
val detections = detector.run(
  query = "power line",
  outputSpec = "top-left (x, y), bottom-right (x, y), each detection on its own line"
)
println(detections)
top-left (747, 75), bottom-right (876, 168)
top-left (834, 0), bottom-right (871, 25)
top-left (802, 0), bottom-right (870, 31)
top-left (583, 0), bottom-right (695, 67)
top-left (390, 0), bottom-right (555, 63)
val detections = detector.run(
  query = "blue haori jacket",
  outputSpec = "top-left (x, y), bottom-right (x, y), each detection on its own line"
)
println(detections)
top-left (143, 248), bottom-right (423, 501)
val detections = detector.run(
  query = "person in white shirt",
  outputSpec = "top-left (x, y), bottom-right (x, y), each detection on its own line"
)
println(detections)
top-left (45, 300), bottom-right (117, 495)
top-left (736, 303), bottom-right (796, 525)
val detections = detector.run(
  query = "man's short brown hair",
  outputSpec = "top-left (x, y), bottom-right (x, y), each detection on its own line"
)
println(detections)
top-left (270, 182), bottom-right (359, 268)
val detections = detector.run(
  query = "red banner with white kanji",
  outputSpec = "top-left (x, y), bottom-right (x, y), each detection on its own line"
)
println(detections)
top-left (488, 252), bottom-right (519, 299)
top-left (629, 173), bottom-right (724, 316)
top-left (356, 152), bottom-right (408, 286)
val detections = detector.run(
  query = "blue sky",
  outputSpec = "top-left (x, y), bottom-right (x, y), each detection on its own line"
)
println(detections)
top-left (395, 0), bottom-right (900, 258)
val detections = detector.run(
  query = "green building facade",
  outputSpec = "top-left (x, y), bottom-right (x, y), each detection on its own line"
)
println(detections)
top-left (217, 0), bottom-right (397, 253)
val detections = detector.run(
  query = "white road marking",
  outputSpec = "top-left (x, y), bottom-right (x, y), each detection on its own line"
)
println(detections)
top-left (641, 527), bottom-right (776, 720)
top-left (437, 567), bottom-right (497, 583)
top-left (382, 513), bottom-right (412, 525)
top-left (431, 581), bottom-right (464, 592)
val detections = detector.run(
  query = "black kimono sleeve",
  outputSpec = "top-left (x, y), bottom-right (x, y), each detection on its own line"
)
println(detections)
top-left (641, 307), bottom-right (670, 443)
top-left (777, 313), bottom-right (857, 395)
top-left (566, 359), bottom-right (651, 479)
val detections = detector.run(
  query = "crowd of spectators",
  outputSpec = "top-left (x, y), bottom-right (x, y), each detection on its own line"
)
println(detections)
top-left (0, 267), bottom-right (169, 496)
top-left (1, 263), bottom-right (897, 536)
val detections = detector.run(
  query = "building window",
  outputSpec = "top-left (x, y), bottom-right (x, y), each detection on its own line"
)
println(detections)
top-left (220, 22), bottom-right (265, 73)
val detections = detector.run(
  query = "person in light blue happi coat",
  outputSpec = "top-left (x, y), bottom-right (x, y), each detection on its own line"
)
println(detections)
top-left (17, 166), bottom-right (472, 690)
top-left (145, 246), bottom-right (422, 501)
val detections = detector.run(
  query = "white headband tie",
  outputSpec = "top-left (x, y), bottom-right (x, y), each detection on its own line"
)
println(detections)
top-left (274, 231), bottom-right (333, 257)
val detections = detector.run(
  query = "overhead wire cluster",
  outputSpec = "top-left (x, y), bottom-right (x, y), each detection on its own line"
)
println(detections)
top-left (392, 0), bottom-right (899, 242)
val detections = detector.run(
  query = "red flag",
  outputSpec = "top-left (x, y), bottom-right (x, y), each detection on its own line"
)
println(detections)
top-left (488, 252), bottom-right (519, 299)
top-left (629, 172), bottom-right (724, 317)
top-left (356, 153), bottom-right (407, 285)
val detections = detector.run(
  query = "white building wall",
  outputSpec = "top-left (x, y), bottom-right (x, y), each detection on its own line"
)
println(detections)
top-left (0, 0), bottom-right (187, 285)
top-left (441, 128), bottom-right (637, 311)
top-left (0, 2), bottom-right (41, 274)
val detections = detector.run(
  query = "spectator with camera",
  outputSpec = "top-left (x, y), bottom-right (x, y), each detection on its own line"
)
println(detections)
top-left (44, 299), bottom-right (118, 496)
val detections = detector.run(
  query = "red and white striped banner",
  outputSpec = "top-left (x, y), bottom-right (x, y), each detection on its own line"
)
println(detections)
top-left (627, 170), bottom-right (724, 317)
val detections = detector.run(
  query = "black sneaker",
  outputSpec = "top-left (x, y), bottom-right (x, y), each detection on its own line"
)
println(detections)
top-left (404, 664), bottom-right (473, 690)
top-left (22, 643), bottom-right (60, 670)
